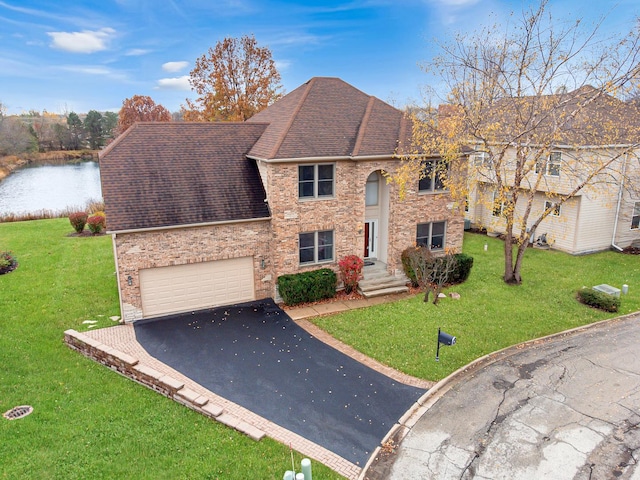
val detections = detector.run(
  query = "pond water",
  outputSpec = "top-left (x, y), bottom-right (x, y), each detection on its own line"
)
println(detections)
top-left (0, 162), bottom-right (102, 216)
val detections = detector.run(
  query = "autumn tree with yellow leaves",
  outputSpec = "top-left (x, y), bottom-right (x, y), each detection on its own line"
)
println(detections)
top-left (183, 35), bottom-right (282, 122)
top-left (390, 1), bottom-right (640, 285)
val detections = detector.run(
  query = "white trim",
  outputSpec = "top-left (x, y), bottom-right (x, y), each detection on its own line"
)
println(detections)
top-left (249, 154), bottom-right (398, 164)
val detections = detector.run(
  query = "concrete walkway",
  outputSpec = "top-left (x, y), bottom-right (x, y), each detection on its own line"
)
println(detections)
top-left (363, 313), bottom-right (640, 479)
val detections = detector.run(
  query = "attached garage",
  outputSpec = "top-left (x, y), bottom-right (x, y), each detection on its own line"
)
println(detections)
top-left (139, 257), bottom-right (256, 318)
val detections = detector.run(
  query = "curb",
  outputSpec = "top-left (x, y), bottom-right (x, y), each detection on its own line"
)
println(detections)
top-left (358, 311), bottom-right (640, 480)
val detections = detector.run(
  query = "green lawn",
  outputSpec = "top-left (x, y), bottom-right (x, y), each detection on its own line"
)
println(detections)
top-left (0, 219), bottom-right (344, 480)
top-left (313, 233), bottom-right (640, 382)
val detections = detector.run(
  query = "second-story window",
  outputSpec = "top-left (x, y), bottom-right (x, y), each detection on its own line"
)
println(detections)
top-left (418, 159), bottom-right (447, 193)
top-left (536, 151), bottom-right (562, 177)
top-left (299, 164), bottom-right (335, 199)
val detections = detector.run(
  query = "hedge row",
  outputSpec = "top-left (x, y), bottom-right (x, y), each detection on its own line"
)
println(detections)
top-left (277, 268), bottom-right (337, 306)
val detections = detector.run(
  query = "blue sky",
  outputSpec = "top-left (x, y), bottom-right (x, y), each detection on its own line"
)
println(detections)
top-left (0, 0), bottom-right (637, 115)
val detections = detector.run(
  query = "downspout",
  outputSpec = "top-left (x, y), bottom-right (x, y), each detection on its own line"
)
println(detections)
top-left (611, 152), bottom-right (628, 251)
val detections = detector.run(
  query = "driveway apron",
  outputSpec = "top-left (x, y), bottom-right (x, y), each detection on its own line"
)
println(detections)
top-left (133, 299), bottom-right (426, 466)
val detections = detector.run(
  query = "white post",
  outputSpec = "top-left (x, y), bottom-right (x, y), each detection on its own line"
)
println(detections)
top-left (301, 458), bottom-right (312, 480)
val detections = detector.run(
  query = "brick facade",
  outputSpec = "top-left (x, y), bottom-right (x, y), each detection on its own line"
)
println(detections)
top-left (115, 157), bottom-right (463, 323)
top-left (263, 157), bottom-right (464, 279)
top-left (115, 220), bottom-right (273, 322)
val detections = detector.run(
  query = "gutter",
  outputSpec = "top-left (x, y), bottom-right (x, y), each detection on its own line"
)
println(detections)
top-left (611, 152), bottom-right (628, 252)
top-left (107, 216), bottom-right (271, 236)
top-left (248, 154), bottom-right (407, 164)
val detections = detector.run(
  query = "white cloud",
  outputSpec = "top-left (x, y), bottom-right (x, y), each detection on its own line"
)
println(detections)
top-left (47, 27), bottom-right (116, 54)
top-left (162, 61), bottom-right (189, 73)
top-left (155, 75), bottom-right (191, 91)
top-left (126, 48), bottom-right (151, 56)
top-left (57, 64), bottom-right (129, 82)
top-left (275, 59), bottom-right (291, 71)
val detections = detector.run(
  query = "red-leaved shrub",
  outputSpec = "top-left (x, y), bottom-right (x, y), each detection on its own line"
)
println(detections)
top-left (69, 212), bottom-right (88, 233)
top-left (338, 255), bottom-right (364, 294)
top-left (87, 214), bottom-right (106, 234)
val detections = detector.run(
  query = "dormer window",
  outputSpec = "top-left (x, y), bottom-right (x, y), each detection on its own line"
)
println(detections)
top-left (299, 164), bottom-right (335, 199)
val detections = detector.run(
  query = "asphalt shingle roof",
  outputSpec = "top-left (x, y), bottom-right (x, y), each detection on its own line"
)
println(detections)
top-left (100, 77), bottom-right (412, 232)
top-left (248, 77), bottom-right (411, 159)
top-left (99, 122), bottom-right (270, 232)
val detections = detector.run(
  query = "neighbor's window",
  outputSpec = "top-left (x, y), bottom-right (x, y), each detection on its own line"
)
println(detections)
top-left (416, 221), bottom-right (446, 250)
top-left (298, 164), bottom-right (335, 199)
top-left (472, 151), bottom-right (492, 167)
top-left (299, 230), bottom-right (334, 264)
top-left (632, 202), bottom-right (640, 230)
top-left (492, 191), bottom-right (505, 217)
top-left (418, 159), bottom-right (447, 193)
top-left (536, 152), bottom-right (562, 176)
top-left (545, 200), bottom-right (561, 217)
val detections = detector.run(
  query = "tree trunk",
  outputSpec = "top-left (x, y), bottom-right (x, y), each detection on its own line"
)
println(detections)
top-left (503, 233), bottom-right (522, 285)
top-left (432, 286), bottom-right (441, 305)
top-left (423, 287), bottom-right (431, 303)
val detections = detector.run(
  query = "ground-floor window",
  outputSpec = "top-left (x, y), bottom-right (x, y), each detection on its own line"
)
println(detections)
top-left (632, 202), bottom-right (640, 230)
top-left (416, 221), bottom-right (446, 251)
top-left (544, 200), bottom-right (561, 217)
top-left (299, 230), bottom-right (334, 264)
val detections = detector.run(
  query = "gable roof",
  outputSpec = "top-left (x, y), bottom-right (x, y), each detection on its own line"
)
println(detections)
top-left (247, 77), bottom-right (411, 160)
top-left (99, 122), bottom-right (270, 232)
top-left (480, 86), bottom-right (640, 146)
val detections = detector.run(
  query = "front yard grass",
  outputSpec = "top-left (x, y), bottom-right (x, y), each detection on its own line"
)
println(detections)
top-left (313, 233), bottom-right (640, 382)
top-left (0, 219), bottom-right (343, 479)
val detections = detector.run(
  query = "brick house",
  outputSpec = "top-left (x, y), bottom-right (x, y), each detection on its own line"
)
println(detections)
top-left (100, 77), bottom-right (464, 322)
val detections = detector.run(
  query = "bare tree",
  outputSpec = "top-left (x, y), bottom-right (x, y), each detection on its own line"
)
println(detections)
top-left (405, 246), bottom-right (458, 305)
top-left (390, 1), bottom-right (640, 284)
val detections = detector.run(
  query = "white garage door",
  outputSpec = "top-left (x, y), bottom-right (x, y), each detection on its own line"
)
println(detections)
top-left (139, 257), bottom-right (255, 317)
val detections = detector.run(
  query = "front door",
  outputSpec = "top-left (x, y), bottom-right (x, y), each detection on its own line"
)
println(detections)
top-left (364, 220), bottom-right (378, 258)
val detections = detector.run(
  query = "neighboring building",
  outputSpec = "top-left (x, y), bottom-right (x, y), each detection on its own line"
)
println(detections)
top-left (464, 86), bottom-right (640, 254)
top-left (100, 77), bottom-right (464, 322)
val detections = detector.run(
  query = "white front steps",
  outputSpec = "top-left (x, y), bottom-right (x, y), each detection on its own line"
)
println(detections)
top-left (358, 262), bottom-right (409, 298)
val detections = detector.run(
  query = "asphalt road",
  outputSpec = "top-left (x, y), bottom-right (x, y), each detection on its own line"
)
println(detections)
top-left (373, 314), bottom-right (640, 480)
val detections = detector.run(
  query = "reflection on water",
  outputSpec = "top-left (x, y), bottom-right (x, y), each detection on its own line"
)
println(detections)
top-left (0, 162), bottom-right (102, 216)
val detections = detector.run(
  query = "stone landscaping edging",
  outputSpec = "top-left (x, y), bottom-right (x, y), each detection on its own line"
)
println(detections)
top-left (63, 329), bottom-right (265, 441)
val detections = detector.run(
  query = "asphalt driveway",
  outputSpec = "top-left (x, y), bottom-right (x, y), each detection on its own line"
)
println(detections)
top-left (133, 299), bottom-right (426, 466)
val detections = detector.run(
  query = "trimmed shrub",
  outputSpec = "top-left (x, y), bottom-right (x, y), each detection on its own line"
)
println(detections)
top-left (68, 211), bottom-right (88, 233)
top-left (338, 255), bottom-right (364, 294)
top-left (278, 268), bottom-right (337, 306)
top-left (87, 214), bottom-right (106, 234)
top-left (576, 287), bottom-right (620, 312)
top-left (0, 251), bottom-right (18, 275)
top-left (451, 253), bottom-right (474, 284)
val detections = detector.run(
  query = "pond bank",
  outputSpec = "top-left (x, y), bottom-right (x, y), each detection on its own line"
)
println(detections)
top-left (0, 151), bottom-right (98, 181)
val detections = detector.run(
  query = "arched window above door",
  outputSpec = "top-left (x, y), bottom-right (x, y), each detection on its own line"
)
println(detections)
top-left (366, 171), bottom-right (379, 206)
